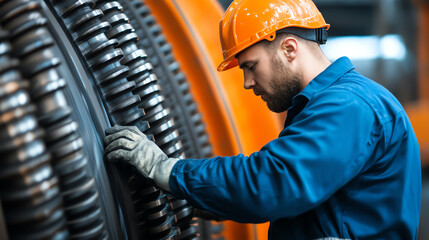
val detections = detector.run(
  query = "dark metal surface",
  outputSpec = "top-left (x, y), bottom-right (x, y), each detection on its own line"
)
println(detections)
top-left (114, 1), bottom-right (225, 239)
top-left (117, 1), bottom-right (223, 239)
top-left (0, 198), bottom-right (8, 240)
top-left (0, 25), bottom-right (69, 239)
top-left (46, 0), bottom-right (180, 239)
top-left (95, 1), bottom-right (203, 239)
top-left (0, 0), bottom-right (221, 239)
top-left (0, 0), bottom-right (110, 239)
top-left (121, 0), bottom-right (213, 160)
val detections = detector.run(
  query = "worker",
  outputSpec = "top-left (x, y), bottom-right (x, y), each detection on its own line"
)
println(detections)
top-left (104, 0), bottom-right (421, 239)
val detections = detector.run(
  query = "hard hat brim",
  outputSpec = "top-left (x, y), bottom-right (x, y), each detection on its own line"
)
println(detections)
top-left (217, 58), bottom-right (238, 72)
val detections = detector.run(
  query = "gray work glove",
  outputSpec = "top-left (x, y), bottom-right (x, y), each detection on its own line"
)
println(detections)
top-left (104, 125), bottom-right (179, 192)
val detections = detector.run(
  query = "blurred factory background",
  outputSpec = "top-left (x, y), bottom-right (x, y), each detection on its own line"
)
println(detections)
top-left (0, 0), bottom-right (427, 239)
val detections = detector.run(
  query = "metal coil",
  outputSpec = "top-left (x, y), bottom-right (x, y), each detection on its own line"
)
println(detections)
top-left (116, 1), bottom-right (224, 239)
top-left (97, 0), bottom-right (183, 158)
top-left (51, 0), bottom-right (149, 133)
top-left (0, 26), bottom-right (69, 240)
top-left (47, 0), bottom-right (168, 239)
top-left (122, 0), bottom-right (213, 160)
top-left (95, 1), bottom-right (197, 239)
top-left (129, 176), bottom-right (178, 240)
top-left (0, 0), bottom-right (108, 239)
top-left (0, 0), bottom-right (223, 239)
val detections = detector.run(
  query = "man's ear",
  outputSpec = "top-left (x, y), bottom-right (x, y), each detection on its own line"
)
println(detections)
top-left (281, 37), bottom-right (298, 60)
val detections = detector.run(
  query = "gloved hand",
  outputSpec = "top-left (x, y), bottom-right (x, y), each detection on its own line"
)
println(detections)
top-left (104, 125), bottom-right (179, 191)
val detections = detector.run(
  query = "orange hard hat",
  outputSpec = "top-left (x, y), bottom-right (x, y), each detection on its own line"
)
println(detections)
top-left (217, 0), bottom-right (330, 71)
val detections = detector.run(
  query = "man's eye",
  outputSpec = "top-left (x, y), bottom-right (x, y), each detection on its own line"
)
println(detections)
top-left (249, 64), bottom-right (256, 72)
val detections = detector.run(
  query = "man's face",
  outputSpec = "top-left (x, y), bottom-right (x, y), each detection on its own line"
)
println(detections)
top-left (237, 43), bottom-right (303, 113)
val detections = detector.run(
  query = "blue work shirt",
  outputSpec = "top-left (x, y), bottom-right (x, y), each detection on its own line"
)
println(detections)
top-left (169, 57), bottom-right (421, 239)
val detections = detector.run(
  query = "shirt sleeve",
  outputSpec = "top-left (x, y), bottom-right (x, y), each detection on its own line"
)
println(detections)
top-left (169, 89), bottom-right (379, 223)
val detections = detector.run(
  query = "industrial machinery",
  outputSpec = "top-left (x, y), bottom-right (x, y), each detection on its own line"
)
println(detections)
top-left (0, 0), bottom-right (426, 239)
top-left (0, 0), bottom-right (280, 239)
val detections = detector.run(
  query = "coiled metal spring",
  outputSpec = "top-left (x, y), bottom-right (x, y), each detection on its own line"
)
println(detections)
top-left (47, 0), bottom-right (180, 239)
top-left (124, 0), bottom-right (213, 159)
top-left (0, 0), bottom-right (108, 238)
top-left (96, 1), bottom-right (199, 239)
top-left (0, 27), bottom-right (69, 240)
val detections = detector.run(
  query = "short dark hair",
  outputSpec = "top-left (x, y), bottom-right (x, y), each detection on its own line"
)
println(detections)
top-left (259, 32), bottom-right (320, 55)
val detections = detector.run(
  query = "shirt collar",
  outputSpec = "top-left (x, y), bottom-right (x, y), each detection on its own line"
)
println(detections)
top-left (296, 57), bottom-right (355, 101)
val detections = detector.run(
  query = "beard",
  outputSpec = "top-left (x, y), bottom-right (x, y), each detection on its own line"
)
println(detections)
top-left (255, 55), bottom-right (303, 113)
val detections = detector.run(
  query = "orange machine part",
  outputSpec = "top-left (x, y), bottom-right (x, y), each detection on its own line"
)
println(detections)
top-left (405, 1), bottom-right (429, 167)
top-left (418, 2), bottom-right (429, 100)
top-left (144, 0), bottom-right (282, 239)
top-left (405, 101), bottom-right (429, 166)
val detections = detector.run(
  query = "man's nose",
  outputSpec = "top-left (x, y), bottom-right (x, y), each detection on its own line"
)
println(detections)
top-left (243, 75), bottom-right (255, 89)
